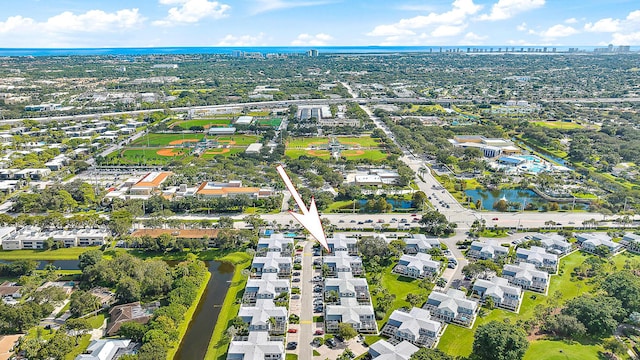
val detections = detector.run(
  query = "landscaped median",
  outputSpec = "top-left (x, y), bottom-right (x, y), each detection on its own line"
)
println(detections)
top-left (204, 252), bottom-right (252, 360)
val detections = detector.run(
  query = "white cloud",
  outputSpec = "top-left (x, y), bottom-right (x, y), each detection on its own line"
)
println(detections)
top-left (291, 33), bottom-right (333, 46)
top-left (609, 10), bottom-right (640, 45)
top-left (535, 24), bottom-right (579, 38)
top-left (461, 31), bottom-right (487, 44)
top-left (367, 0), bottom-right (482, 42)
top-left (217, 32), bottom-right (266, 46)
top-left (564, 17), bottom-right (578, 24)
top-left (396, 4), bottom-right (436, 12)
top-left (154, 0), bottom-right (230, 26)
top-left (516, 22), bottom-right (527, 31)
top-left (0, 9), bottom-right (144, 34)
top-left (479, 0), bottom-right (545, 21)
top-left (584, 18), bottom-right (621, 33)
top-left (251, 0), bottom-right (335, 14)
top-left (431, 25), bottom-right (466, 37)
top-left (0, 16), bottom-right (35, 34)
top-left (611, 32), bottom-right (640, 45)
top-left (44, 9), bottom-right (144, 32)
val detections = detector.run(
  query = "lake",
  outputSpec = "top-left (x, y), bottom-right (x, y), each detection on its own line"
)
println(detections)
top-left (465, 189), bottom-right (544, 211)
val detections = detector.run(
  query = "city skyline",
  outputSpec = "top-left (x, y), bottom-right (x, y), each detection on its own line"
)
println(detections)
top-left (0, 0), bottom-right (638, 48)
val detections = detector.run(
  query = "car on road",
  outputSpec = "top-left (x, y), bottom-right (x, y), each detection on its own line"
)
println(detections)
top-left (411, 213), bottom-right (417, 217)
top-left (568, 221), bottom-right (575, 224)
top-left (377, 219), bottom-right (385, 223)
top-left (492, 217), bottom-right (499, 221)
top-left (357, 221), bottom-right (364, 225)
top-left (365, 219), bottom-right (374, 223)
top-left (350, 220), bottom-right (356, 223)
top-left (288, 328), bottom-right (298, 333)
top-left (338, 220), bottom-right (345, 223)
top-left (286, 342), bottom-right (298, 350)
top-left (400, 218), bottom-right (408, 223)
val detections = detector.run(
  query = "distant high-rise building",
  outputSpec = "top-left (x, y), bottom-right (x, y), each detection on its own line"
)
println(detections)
top-left (231, 50), bottom-right (243, 57)
top-left (307, 49), bottom-right (319, 57)
top-left (618, 45), bottom-right (630, 53)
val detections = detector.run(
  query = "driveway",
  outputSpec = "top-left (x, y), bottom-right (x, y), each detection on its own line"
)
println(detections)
top-left (288, 240), bottom-right (315, 360)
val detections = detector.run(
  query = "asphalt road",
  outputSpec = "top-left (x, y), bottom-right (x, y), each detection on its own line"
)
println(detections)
top-left (298, 240), bottom-right (315, 360)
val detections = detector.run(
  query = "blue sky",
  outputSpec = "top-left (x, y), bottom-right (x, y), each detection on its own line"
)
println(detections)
top-left (0, 0), bottom-right (638, 47)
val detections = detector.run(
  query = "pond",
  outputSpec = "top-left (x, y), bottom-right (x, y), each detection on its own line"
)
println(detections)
top-left (358, 199), bottom-right (414, 209)
top-left (464, 189), bottom-right (544, 211)
top-left (174, 261), bottom-right (234, 360)
top-left (0, 259), bottom-right (80, 270)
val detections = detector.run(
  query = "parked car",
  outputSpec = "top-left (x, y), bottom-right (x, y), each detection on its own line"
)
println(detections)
top-left (292, 272), bottom-right (300, 276)
top-left (292, 278), bottom-right (300, 283)
top-left (326, 338), bottom-right (337, 348)
top-left (288, 328), bottom-right (298, 333)
top-left (292, 294), bottom-right (300, 299)
top-left (287, 342), bottom-right (298, 350)
top-left (314, 329), bottom-right (324, 335)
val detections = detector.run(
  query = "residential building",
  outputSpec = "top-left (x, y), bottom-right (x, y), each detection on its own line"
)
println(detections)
top-left (323, 252), bottom-right (364, 277)
top-left (257, 233), bottom-right (294, 256)
top-left (532, 233), bottom-right (572, 255)
top-left (251, 252), bottom-right (292, 277)
top-left (106, 301), bottom-right (159, 336)
top-left (75, 339), bottom-right (132, 360)
top-left (0, 226), bottom-right (16, 247)
top-left (502, 263), bottom-right (549, 293)
top-left (468, 240), bottom-right (509, 260)
top-left (325, 297), bottom-right (378, 334)
top-left (623, 233), bottom-right (640, 253)
top-left (327, 233), bottom-right (358, 255)
top-left (238, 299), bottom-right (287, 335)
top-left (404, 234), bottom-right (440, 254)
top-left (576, 233), bottom-right (622, 255)
top-left (324, 272), bottom-right (370, 304)
top-left (129, 171), bottom-right (172, 196)
top-left (369, 340), bottom-right (419, 360)
top-left (424, 289), bottom-right (478, 327)
top-left (515, 246), bottom-right (558, 272)
top-left (472, 277), bottom-right (523, 312)
top-left (227, 331), bottom-right (284, 360)
top-left (243, 275), bottom-right (290, 303)
top-left (381, 307), bottom-right (444, 348)
top-left (393, 253), bottom-right (441, 279)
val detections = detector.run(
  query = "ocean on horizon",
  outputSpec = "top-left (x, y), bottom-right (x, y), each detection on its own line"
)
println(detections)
top-left (0, 45), bottom-right (619, 57)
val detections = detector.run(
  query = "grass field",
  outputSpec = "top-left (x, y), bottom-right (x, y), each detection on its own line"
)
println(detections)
top-left (131, 133), bottom-right (206, 147)
top-left (215, 135), bottom-right (259, 146)
top-left (120, 149), bottom-right (187, 161)
top-left (438, 251), bottom-right (603, 357)
top-left (0, 247), bottom-right (100, 260)
top-left (533, 121), bottom-right (583, 130)
top-left (341, 149), bottom-right (389, 161)
top-left (257, 118), bottom-right (282, 128)
top-left (404, 104), bottom-right (447, 114)
top-left (200, 148), bottom-right (245, 159)
top-left (287, 136), bottom-right (381, 148)
top-left (173, 119), bottom-right (232, 129)
top-left (523, 340), bottom-right (604, 360)
top-left (285, 149), bottom-right (331, 160)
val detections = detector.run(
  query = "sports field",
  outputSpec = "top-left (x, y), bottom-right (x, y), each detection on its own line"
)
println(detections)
top-left (285, 136), bottom-right (388, 161)
top-left (286, 136), bottom-right (381, 148)
top-left (173, 119), bottom-right (232, 129)
top-left (130, 133), bottom-right (206, 147)
top-left (257, 118), bottom-right (282, 128)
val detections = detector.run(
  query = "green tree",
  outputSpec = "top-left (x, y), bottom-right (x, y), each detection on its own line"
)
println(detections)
top-left (64, 318), bottom-right (92, 345)
top-left (69, 290), bottom-right (101, 317)
top-left (542, 314), bottom-right (586, 338)
top-left (109, 210), bottom-right (133, 236)
top-left (562, 295), bottom-right (625, 337)
top-left (601, 271), bottom-right (640, 313)
top-left (472, 321), bottom-right (528, 360)
top-left (116, 277), bottom-right (142, 303)
top-left (78, 249), bottom-right (103, 270)
top-left (118, 321), bottom-right (147, 342)
top-left (337, 322), bottom-right (358, 340)
top-left (410, 348), bottom-right (453, 360)
top-left (419, 210), bottom-right (456, 236)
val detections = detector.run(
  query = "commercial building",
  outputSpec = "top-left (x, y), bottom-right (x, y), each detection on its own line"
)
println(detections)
top-left (129, 171), bottom-right (172, 196)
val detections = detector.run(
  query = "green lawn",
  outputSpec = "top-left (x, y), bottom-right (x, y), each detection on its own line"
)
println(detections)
top-left (65, 334), bottom-right (92, 360)
top-left (0, 247), bottom-right (100, 260)
top-left (285, 149), bottom-right (331, 160)
top-left (438, 251), bottom-right (600, 357)
top-left (86, 313), bottom-right (106, 329)
top-left (130, 133), bottom-right (206, 146)
top-left (214, 135), bottom-right (259, 146)
top-left (369, 266), bottom-right (430, 327)
top-left (200, 148), bottom-right (245, 159)
top-left (286, 354), bottom-right (299, 360)
top-left (404, 104), bottom-right (447, 114)
top-left (524, 340), bottom-right (603, 360)
top-left (533, 121), bottom-right (584, 130)
top-left (341, 149), bottom-right (389, 161)
top-left (174, 119), bottom-right (232, 129)
top-left (287, 136), bottom-right (381, 148)
top-left (204, 254), bottom-right (252, 360)
top-left (257, 118), bottom-right (282, 128)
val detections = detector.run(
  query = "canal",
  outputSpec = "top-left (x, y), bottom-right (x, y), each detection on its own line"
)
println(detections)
top-left (174, 261), bottom-right (234, 360)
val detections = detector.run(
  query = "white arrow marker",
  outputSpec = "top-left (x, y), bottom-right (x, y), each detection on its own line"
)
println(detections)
top-left (276, 165), bottom-right (329, 251)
